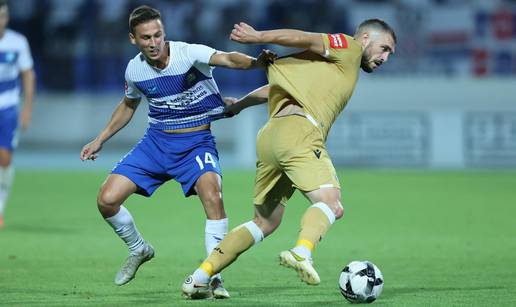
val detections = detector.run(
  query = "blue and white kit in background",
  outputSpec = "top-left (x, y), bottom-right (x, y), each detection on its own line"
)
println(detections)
top-left (112, 41), bottom-right (225, 197)
top-left (0, 29), bottom-right (33, 151)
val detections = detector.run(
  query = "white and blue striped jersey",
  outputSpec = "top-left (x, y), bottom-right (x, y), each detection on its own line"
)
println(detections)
top-left (125, 41), bottom-right (225, 130)
top-left (0, 29), bottom-right (33, 110)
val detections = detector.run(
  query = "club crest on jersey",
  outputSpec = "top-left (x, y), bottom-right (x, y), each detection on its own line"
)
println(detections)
top-left (328, 33), bottom-right (347, 49)
top-left (186, 72), bottom-right (197, 85)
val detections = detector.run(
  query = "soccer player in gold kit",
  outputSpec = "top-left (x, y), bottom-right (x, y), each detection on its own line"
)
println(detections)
top-left (182, 19), bottom-right (396, 299)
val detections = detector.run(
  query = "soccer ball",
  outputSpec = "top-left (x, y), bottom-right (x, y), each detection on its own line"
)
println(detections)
top-left (339, 260), bottom-right (384, 303)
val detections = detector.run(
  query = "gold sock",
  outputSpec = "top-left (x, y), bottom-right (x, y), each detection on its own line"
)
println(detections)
top-left (199, 224), bottom-right (256, 276)
top-left (295, 206), bottom-right (331, 252)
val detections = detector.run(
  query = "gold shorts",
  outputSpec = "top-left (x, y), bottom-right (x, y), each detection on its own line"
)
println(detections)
top-left (254, 115), bottom-right (340, 205)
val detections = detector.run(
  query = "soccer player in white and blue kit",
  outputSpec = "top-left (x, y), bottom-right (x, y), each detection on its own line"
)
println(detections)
top-left (80, 5), bottom-right (274, 297)
top-left (0, 0), bottom-right (35, 228)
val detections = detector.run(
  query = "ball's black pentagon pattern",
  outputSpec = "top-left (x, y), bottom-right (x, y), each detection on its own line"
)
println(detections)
top-left (339, 261), bottom-right (383, 304)
top-left (374, 278), bottom-right (383, 286)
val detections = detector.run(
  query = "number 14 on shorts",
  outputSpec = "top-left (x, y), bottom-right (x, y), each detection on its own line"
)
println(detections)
top-left (195, 152), bottom-right (217, 170)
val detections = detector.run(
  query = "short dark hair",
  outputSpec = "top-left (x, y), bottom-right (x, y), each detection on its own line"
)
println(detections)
top-left (0, 0), bottom-right (7, 8)
top-left (129, 5), bottom-right (161, 34)
top-left (355, 19), bottom-right (397, 44)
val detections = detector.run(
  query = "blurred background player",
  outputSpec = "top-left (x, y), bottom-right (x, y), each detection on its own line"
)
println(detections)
top-left (0, 0), bottom-right (35, 228)
top-left (182, 19), bottom-right (396, 298)
top-left (80, 5), bottom-right (273, 297)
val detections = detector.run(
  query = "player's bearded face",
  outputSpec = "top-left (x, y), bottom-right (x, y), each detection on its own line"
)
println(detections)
top-left (360, 33), bottom-right (395, 73)
top-left (360, 45), bottom-right (375, 73)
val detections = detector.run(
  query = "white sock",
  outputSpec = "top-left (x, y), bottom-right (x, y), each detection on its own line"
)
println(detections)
top-left (105, 205), bottom-right (146, 255)
top-left (291, 245), bottom-right (312, 259)
top-left (205, 218), bottom-right (228, 256)
top-left (192, 268), bottom-right (211, 284)
top-left (205, 218), bottom-right (228, 282)
top-left (0, 166), bottom-right (14, 215)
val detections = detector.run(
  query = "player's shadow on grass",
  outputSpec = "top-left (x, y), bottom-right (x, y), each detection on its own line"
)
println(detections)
top-left (83, 290), bottom-right (170, 305)
top-left (387, 286), bottom-right (501, 296)
top-left (231, 286), bottom-right (348, 305)
top-left (233, 285), bottom-right (300, 293)
top-left (5, 224), bottom-right (78, 234)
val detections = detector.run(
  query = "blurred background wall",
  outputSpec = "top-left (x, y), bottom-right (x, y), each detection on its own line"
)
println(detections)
top-left (8, 0), bottom-right (516, 169)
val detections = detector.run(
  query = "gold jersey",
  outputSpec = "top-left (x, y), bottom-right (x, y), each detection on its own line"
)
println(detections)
top-left (267, 33), bottom-right (362, 140)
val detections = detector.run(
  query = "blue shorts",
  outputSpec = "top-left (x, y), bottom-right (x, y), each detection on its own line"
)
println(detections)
top-left (0, 106), bottom-right (18, 151)
top-left (112, 128), bottom-right (222, 197)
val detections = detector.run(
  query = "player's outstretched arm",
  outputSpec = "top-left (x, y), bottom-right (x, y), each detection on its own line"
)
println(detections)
top-left (230, 22), bottom-right (325, 56)
top-left (209, 49), bottom-right (276, 70)
top-left (224, 85), bottom-right (269, 117)
top-left (80, 96), bottom-right (140, 161)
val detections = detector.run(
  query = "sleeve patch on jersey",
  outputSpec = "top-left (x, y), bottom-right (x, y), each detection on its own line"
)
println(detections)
top-left (328, 33), bottom-right (348, 49)
top-left (124, 81), bottom-right (128, 94)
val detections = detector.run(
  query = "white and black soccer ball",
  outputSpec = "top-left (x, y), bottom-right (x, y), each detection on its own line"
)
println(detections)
top-left (339, 260), bottom-right (384, 303)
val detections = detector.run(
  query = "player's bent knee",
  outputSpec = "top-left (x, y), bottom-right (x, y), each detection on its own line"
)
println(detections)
top-left (253, 216), bottom-right (280, 237)
top-left (335, 203), bottom-right (344, 220)
top-left (0, 159), bottom-right (10, 168)
top-left (0, 150), bottom-right (12, 167)
top-left (97, 188), bottom-right (122, 209)
top-left (326, 200), bottom-right (343, 220)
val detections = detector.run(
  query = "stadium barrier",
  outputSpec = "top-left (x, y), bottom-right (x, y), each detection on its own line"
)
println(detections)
top-left (20, 78), bottom-right (516, 168)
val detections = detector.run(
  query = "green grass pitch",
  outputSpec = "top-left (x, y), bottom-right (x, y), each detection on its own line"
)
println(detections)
top-left (1, 170), bottom-right (515, 306)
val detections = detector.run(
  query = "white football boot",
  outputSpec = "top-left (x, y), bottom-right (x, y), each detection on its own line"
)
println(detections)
top-left (181, 275), bottom-right (213, 299)
top-left (210, 274), bottom-right (230, 299)
top-left (114, 244), bottom-right (155, 286)
top-left (279, 250), bottom-right (320, 285)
